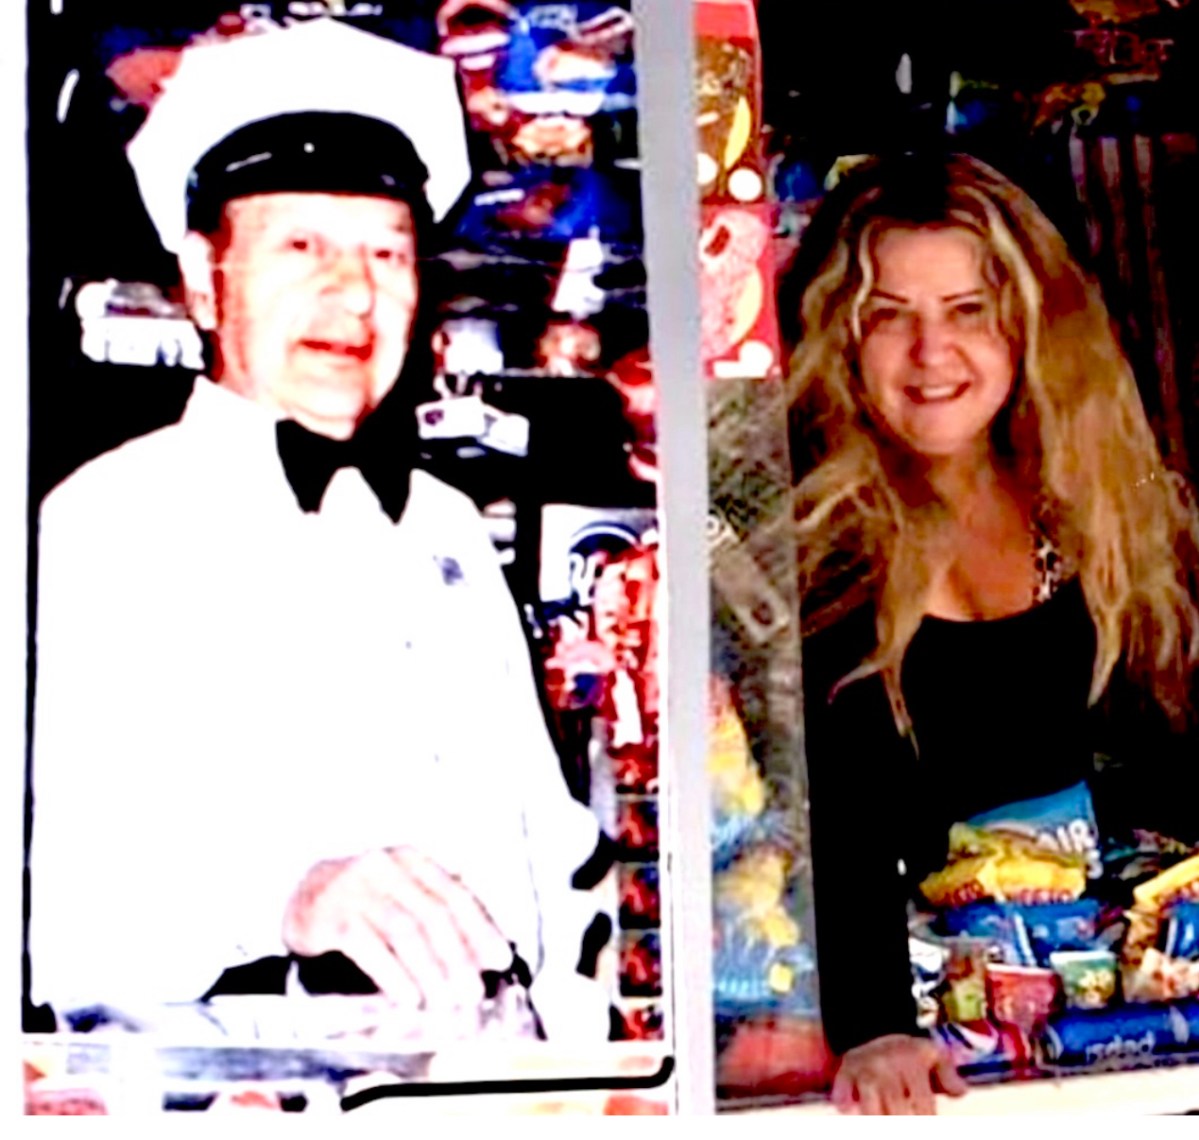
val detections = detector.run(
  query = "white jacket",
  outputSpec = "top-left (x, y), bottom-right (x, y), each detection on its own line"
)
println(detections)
top-left (30, 378), bottom-right (603, 1038)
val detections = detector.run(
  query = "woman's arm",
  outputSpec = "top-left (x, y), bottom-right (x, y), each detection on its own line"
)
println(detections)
top-left (805, 650), bottom-right (922, 1055)
top-left (803, 613), bottom-right (966, 1112)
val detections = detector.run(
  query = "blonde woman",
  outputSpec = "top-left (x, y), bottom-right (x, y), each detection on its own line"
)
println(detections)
top-left (790, 152), bottom-right (1199, 1114)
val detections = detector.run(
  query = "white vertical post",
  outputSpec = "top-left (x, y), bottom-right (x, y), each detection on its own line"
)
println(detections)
top-left (632, 0), bottom-right (714, 1116)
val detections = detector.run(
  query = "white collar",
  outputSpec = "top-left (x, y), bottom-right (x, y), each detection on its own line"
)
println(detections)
top-left (184, 376), bottom-right (283, 440)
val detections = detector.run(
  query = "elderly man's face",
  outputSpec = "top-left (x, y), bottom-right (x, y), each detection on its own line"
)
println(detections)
top-left (200, 192), bottom-right (419, 440)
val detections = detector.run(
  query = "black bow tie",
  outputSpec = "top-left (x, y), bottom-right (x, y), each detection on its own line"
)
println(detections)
top-left (276, 416), bottom-right (412, 522)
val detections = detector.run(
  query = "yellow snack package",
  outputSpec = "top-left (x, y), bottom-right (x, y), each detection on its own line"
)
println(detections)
top-left (921, 825), bottom-right (1087, 908)
top-left (920, 855), bottom-right (1002, 909)
top-left (707, 678), bottom-right (766, 819)
top-left (1131, 852), bottom-right (1199, 914)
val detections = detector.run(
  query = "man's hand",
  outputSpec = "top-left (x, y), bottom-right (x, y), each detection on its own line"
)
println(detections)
top-left (831, 1034), bottom-right (968, 1115)
top-left (283, 847), bottom-right (514, 1010)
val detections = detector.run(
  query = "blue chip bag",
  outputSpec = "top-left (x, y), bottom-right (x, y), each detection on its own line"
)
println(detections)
top-left (940, 902), bottom-right (1035, 966)
top-left (969, 781), bottom-right (1103, 879)
top-left (1039, 1000), bottom-right (1199, 1068)
top-left (1162, 902), bottom-right (1199, 961)
top-left (1021, 900), bottom-right (1103, 963)
top-left (941, 900), bottom-right (1102, 967)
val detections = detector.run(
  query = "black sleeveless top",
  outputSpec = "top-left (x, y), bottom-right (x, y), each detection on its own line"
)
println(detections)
top-left (803, 579), bottom-right (1102, 1055)
top-left (900, 579), bottom-right (1098, 885)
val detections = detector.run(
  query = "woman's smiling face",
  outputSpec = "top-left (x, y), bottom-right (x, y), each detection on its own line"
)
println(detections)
top-left (856, 226), bottom-right (1017, 463)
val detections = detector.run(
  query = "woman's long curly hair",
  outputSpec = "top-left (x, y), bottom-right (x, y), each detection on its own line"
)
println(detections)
top-left (789, 152), bottom-right (1199, 734)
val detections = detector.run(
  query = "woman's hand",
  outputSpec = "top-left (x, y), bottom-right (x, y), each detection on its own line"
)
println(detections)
top-left (831, 1034), bottom-right (968, 1115)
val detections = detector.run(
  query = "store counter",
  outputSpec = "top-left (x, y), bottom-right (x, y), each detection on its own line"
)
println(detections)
top-left (747, 1065), bottom-right (1199, 1116)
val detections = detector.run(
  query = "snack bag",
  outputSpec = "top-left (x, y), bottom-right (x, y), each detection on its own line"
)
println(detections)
top-left (1022, 900), bottom-right (1106, 963)
top-left (921, 825), bottom-right (1087, 908)
top-left (986, 964), bottom-right (1059, 1031)
top-left (713, 846), bottom-right (797, 943)
top-left (1119, 906), bottom-right (1165, 998)
top-left (930, 1019), bottom-right (1034, 1077)
top-left (694, 0), bottom-right (766, 207)
top-left (712, 841), bottom-right (817, 1016)
top-left (941, 902), bottom-right (1033, 965)
top-left (1122, 901), bottom-right (1199, 1002)
top-left (909, 936), bottom-right (948, 1029)
top-left (1039, 999), bottom-right (1199, 1068)
top-left (708, 676), bottom-right (766, 822)
top-left (1119, 948), bottom-right (1199, 1004)
top-left (455, 165), bottom-right (643, 251)
top-left (1162, 901), bottom-right (1199, 960)
top-left (941, 899), bottom-right (1101, 967)
top-left (708, 675), bottom-right (790, 868)
top-left (498, 2), bottom-right (637, 117)
top-left (711, 925), bottom-right (818, 1014)
top-left (1049, 949), bottom-right (1118, 1011)
top-left (1131, 852), bottom-right (1199, 913)
top-left (940, 938), bottom-right (990, 1023)
top-left (1121, 857), bottom-right (1199, 1000)
top-left (1102, 828), bottom-right (1195, 891)
top-left (969, 781), bottom-right (1102, 879)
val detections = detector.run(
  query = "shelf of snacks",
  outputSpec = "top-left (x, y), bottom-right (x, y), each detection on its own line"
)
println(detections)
top-left (896, 815), bottom-right (1199, 1088)
top-left (712, 788), bottom-right (1199, 1111)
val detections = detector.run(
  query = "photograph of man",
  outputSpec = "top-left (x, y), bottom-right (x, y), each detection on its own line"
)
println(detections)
top-left (27, 22), bottom-right (608, 1046)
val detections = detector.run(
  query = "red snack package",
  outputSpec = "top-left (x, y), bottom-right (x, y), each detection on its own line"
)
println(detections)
top-left (987, 964), bottom-right (1060, 1032)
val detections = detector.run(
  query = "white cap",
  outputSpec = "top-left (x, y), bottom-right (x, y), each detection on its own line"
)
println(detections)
top-left (127, 19), bottom-right (471, 253)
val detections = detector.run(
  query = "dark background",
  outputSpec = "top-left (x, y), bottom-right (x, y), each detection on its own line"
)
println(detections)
top-left (755, 0), bottom-right (1199, 484)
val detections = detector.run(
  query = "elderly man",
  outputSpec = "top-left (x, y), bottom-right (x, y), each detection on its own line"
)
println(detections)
top-left (29, 28), bottom-right (604, 1042)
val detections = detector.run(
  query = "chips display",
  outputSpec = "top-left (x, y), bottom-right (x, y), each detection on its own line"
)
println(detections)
top-left (919, 788), bottom-right (1199, 1076)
